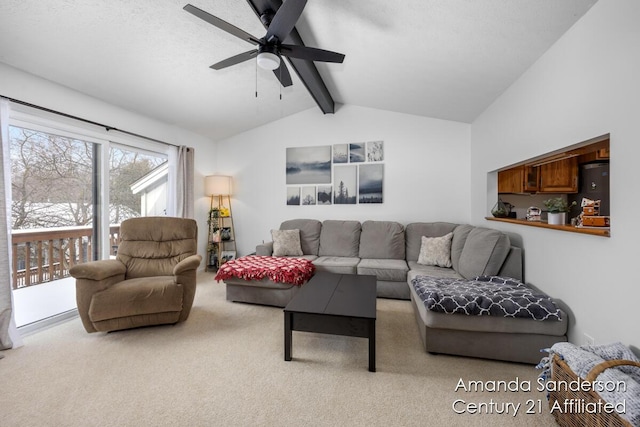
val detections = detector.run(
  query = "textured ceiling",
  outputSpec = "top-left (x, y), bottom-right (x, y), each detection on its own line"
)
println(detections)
top-left (0, 0), bottom-right (598, 141)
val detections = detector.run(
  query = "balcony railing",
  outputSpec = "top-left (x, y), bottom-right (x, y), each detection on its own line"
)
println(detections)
top-left (11, 225), bottom-right (121, 290)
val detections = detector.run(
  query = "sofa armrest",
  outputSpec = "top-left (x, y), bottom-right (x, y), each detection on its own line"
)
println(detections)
top-left (256, 241), bottom-right (273, 256)
top-left (69, 259), bottom-right (126, 281)
top-left (173, 254), bottom-right (202, 275)
top-left (497, 246), bottom-right (523, 281)
top-left (70, 260), bottom-right (127, 333)
top-left (173, 254), bottom-right (202, 323)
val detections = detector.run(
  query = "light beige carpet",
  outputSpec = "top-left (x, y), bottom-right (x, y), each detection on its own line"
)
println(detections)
top-left (1, 273), bottom-right (559, 426)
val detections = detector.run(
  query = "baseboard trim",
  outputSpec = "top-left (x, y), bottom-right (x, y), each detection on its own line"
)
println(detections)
top-left (18, 309), bottom-right (79, 337)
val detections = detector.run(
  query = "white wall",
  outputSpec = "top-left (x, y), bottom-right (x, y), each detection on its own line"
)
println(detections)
top-left (471, 0), bottom-right (639, 349)
top-left (140, 181), bottom-right (167, 217)
top-left (215, 104), bottom-right (471, 256)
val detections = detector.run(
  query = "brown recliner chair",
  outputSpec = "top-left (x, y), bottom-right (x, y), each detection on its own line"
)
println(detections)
top-left (69, 217), bottom-right (202, 333)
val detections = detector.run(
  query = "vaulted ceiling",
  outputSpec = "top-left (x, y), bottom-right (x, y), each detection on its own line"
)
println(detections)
top-left (0, 0), bottom-right (597, 141)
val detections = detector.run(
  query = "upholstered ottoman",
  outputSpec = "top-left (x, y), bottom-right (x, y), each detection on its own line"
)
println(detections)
top-left (215, 255), bottom-right (315, 307)
top-left (225, 277), bottom-right (301, 307)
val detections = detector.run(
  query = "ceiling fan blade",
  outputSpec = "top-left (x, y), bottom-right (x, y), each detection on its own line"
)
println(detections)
top-left (210, 50), bottom-right (257, 70)
top-left (280, 44), bottom-right (345, 63)
top-left (184, 4), bottom-right (260, 45)
top-left (273, 61), bottom-right (293, 87)
top-left (265, 0), bottom-right (308, 43)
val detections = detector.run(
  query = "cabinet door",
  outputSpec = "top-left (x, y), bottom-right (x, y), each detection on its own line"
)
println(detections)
top-left (539, 158), bottom-right (578, 193)
top-left (498, 167), bottom-right (524, 193)
top-left (523, 166), bottom-right (539, 192)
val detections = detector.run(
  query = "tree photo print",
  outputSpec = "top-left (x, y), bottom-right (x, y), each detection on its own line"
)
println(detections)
top-left (358, 164), bottom-right (383, 203)
top-left (286, 141), bottom-right (384, 206)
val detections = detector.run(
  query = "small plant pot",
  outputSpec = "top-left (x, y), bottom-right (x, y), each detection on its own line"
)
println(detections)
top-left (547, 212), bottom-right (566, 225)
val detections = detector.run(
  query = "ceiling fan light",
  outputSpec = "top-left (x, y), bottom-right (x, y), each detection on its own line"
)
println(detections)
top-left (257, 52), bottom-right (280, 70)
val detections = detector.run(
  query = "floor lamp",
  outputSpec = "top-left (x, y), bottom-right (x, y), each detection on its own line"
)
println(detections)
top-left (204, 175), bottom-right (233, 270)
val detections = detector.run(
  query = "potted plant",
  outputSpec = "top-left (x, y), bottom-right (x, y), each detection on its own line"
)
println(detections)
top-left (543, 197), bottom-right (577, 225)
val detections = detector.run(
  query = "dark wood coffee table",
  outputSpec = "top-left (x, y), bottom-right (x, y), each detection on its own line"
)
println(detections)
top-left (284, 272), bottom-right (377, 372)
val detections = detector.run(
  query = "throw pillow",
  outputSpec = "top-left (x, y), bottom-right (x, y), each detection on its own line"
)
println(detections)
top-left (417, 233), bottom-right (453, 268)
top-left (271, 229), bottom-right (304, 257)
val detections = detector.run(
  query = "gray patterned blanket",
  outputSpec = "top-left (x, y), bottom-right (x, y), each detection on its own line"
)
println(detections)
top-left (411, 275), bottom-right (562, 321)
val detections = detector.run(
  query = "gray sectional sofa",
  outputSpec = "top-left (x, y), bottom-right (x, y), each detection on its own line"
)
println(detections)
top-left (249, 219), bottom-right (522, 299)
top-left (222, 218), bottom-right (568, 364)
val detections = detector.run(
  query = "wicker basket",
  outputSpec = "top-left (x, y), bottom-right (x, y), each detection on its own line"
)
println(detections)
top-left (549, 354), bottom-right (640, 427)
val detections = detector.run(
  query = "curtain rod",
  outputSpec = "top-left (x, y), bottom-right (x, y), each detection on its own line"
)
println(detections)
top-left (0, 94), bottom-right (178, 147)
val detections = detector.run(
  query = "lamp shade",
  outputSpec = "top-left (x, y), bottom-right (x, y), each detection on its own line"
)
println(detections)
top-left (205, 175), bottom-right (232, 196)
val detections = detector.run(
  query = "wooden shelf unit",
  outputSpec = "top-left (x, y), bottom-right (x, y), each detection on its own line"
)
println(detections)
top-left (206, 194), bottom-right (236, 271)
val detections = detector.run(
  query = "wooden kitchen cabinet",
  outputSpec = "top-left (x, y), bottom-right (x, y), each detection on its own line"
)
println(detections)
top-left (498, 165), bottom-right (539, 193)
top-left (498, 167), bottom-right (524, 193)
top-left (538, 157), bottom-right (578, 193)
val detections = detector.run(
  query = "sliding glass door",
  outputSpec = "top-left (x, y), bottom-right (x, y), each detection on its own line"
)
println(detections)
top-left (9, 125), bottom-right (97, 326)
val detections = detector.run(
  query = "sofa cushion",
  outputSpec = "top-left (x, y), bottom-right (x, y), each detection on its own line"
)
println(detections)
top-left (318, 220), bottom-right (361, 257)
top-left (358, 221), bottom-right (405, 259)
top-left (457, 227), bottom-right (511, 279)
top-left (280, 219), bottom-right (322, 255)
top-left (451, 224), bottom-right (474, 272)
top-left (417, 233), bottom-right (453, 267)
top-left (89, 277), bottom-right (182, 322)
top-left (271, 229), bottom-right (304, 256)
top-left (357, 258), bottom-right (409, 282)
top-left (405, 222), bottom-right (458, 262)
top-left (407, 261), bottom-right (463, 283)
top-left (313, 256), bottom-right (360, 275)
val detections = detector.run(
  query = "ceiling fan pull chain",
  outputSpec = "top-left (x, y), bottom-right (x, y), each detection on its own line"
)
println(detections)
top-left (279, 65), bottom-right (282, 100)
top-left (255, 59), bottom-right (258, 98)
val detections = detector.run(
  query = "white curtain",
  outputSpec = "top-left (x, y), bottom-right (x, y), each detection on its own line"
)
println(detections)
top-left (169, 145), bottom-right (194, 219)
top-left (0, 99), bottom-right (23, 352)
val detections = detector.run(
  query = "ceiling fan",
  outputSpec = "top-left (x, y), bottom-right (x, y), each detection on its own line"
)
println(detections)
top-left (183, 1), bottom-right (345, 87)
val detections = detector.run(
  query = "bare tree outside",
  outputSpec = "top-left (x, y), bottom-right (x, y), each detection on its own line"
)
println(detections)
top-left (10, 127), bottom-right (93, 229)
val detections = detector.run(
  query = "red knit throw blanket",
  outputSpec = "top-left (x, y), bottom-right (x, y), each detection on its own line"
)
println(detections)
top-left (214, 255), bottom-right (315, 286)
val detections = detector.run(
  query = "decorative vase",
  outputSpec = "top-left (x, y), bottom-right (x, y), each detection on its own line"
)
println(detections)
top-left (547, 212), bottom-right (566, 225)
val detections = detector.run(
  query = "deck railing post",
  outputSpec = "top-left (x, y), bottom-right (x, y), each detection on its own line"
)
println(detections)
top-left (24, 242), bottom-right (31, 287)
